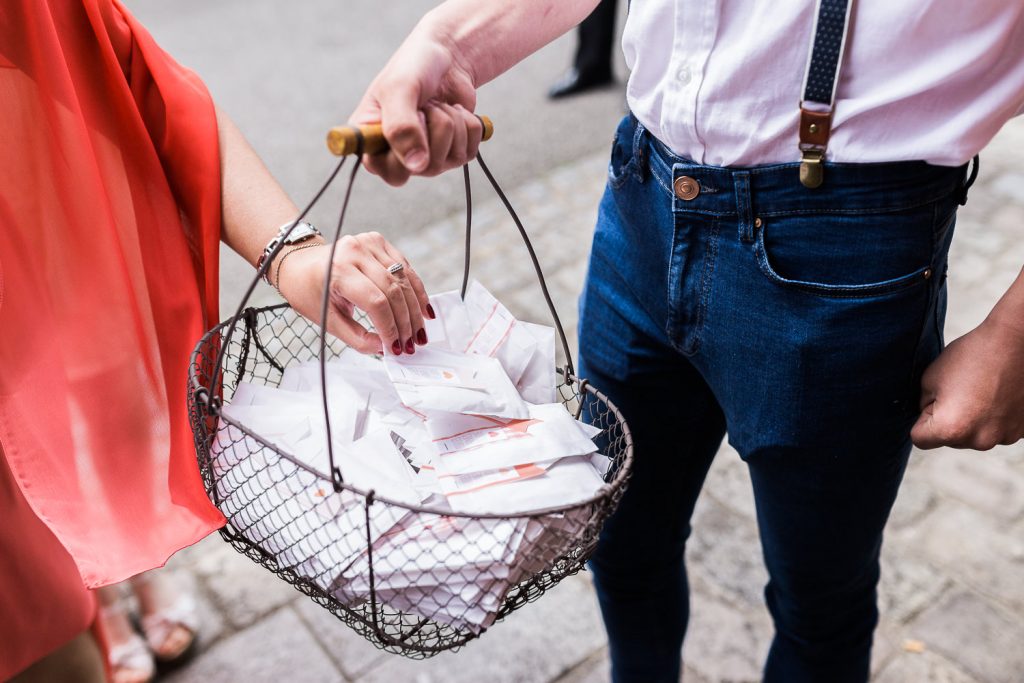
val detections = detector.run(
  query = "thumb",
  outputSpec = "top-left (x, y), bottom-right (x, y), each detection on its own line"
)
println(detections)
top-left (910, 401), bottom-right (942, 449)
top-left (377, 85), bottom-right (429, 174)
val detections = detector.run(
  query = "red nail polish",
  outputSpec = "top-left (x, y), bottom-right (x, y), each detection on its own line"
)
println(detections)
top-left (405, 339), bottom-right (415, 355)
top-left (417, 328), bottom-right (428, 345)
top-left (391, 340), bottom-right (402, 355)
top-left (426, 304), bottom-right (436, 320)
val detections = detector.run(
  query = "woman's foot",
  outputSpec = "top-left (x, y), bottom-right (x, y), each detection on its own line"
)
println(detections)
top-left (130, 571), bottom-right (199, 668)
top-left (96, 587), bottom-right (155, 683)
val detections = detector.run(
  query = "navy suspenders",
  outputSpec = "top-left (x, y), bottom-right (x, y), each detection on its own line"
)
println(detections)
top-left (798, 0), bottom-right (854, 188)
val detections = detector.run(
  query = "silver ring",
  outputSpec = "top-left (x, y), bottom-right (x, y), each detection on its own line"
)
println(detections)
top-left (387, 262), bottom-right (405, 276)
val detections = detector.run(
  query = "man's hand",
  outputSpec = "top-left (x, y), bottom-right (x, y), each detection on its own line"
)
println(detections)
top-left (912, 315), bottom-right (1024, 450)
top-left (348, 0), bottom-right (600, 186)
top-left (349, 31), bottom-right (484, 186)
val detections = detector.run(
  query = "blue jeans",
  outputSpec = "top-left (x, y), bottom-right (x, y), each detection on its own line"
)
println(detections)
top-left (580, 115), bottom-right (966, 683)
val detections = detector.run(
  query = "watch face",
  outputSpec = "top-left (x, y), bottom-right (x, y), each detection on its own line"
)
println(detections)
top-left (283, 222), bottom-right (320, 244)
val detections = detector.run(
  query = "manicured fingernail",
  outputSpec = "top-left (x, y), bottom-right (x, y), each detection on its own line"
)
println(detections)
top-left (417, 328), bottom-right (428, 345)
top-left (405, 339), bottom-right (415, 354)
top-left (391, 340), bottom-right (402, 355)
top-left (426, 304), bottom-right (436, 319)
top-left (405, 150), bottom-right (427, 172)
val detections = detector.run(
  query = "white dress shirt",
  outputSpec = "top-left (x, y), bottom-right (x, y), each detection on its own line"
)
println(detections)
top-left (622, 1), bottom-right (1024, 167)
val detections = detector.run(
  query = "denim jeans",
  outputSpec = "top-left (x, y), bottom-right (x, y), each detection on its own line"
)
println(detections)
top-left (579, 115), bottom-right (967, 683)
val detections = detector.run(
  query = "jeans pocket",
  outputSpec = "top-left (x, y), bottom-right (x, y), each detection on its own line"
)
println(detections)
top-left (753, 204), bottom-right (939, 298)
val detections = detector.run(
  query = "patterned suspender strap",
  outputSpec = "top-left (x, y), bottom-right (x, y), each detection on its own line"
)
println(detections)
top-left (798, 0), bottom-right (854, 188)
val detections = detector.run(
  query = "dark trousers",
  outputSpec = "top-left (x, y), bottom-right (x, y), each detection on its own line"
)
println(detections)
top-left (574, 0), bottom-right (618, 79)
top-left (580, 114), bottom-right (966, 682)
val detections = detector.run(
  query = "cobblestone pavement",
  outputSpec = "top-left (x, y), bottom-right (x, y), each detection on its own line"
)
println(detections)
top-left (167, 118), bottom-right (1024, 683)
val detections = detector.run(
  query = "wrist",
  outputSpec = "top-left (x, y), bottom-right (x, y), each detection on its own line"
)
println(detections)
top-left (273, 241), bottom-right (327, 294)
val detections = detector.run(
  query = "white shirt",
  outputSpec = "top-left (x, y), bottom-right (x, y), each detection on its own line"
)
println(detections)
top-left (622, 1), bottom-right (1024, 167)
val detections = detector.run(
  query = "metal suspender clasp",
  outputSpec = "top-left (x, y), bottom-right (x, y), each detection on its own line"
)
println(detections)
top-left (797, 106), bottom-right (833, 188)
top-left (799, 149), bottom-right (825, 189)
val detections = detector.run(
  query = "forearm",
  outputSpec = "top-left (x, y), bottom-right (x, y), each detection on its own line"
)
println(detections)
top-left (419, 0), bottom-right (600, 87)
top-left (215, 105), bottom-right (307, 267)
top-left (985, 265), bottom-right (1024, 336)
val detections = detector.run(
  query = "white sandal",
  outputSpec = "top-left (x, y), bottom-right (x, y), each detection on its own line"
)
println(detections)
top-left (98, 602), bottom-right (156, 683)
top-left (139, 591), bottom-right (200, 666)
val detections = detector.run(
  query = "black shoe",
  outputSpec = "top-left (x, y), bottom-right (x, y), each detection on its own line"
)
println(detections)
top-left (548, 67), bottom-right (614, 99)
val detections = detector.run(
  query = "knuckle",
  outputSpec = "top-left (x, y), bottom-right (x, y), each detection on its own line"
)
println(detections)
top-left (366, 291), bottom-right (388, 311)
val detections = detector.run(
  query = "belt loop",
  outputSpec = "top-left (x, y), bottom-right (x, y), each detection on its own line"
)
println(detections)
top-left (631, 117), bottom-right (648, 182)
top-left (734, 171), bottom-right (754, 243)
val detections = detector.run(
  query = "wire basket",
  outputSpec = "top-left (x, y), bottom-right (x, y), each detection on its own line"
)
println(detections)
top-left (187, 129), bottom-right (634, 658)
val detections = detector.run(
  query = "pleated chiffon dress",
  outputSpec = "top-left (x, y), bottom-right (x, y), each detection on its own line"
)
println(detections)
top-left (0, 1), bottom-right (225, 675)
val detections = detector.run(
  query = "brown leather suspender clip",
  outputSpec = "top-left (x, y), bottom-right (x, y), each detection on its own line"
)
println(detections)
top-left (798, 108), bottom-right (833, 188)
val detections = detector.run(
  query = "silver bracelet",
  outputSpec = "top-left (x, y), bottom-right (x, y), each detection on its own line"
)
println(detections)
top-left (272, 242), bottom-right (325, 292)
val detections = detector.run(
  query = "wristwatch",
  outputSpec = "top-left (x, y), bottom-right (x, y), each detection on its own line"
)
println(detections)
top-left (256, 221), bottom-right (322, 284)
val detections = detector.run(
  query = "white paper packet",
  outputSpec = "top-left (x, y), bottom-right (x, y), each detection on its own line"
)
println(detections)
top-left (443, 455), bottom-right (606, 514)
top-left (383, 346), bottom-right (528, 419)
top-left (427, 403), bottom-right (597, 475)
top-left (424, 290), bottom-right (475, 351)
top-left (515, 321), bottom-right (557, 404)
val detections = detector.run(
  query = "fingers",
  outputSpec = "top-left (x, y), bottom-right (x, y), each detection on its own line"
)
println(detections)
top-left (910, 402), bottom-right (942, 450)
top-left (380, 241), bottom-right (432, 321)
top-left (332, 233), bottom-right (431, 355)
top-left (421, 104), bottom-right (455, 177)
top-left (376, 86), bottom-right (430, 174)
top-left (369, 244), bottom-right (428, 347)
top-left (355, 102), bottom-right (484, 184)
top-left (325, 306), bottom-right (384, 356)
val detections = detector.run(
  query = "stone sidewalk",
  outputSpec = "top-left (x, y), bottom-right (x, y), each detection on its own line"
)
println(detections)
top-left (166, 119), bottom-right (1024, 683)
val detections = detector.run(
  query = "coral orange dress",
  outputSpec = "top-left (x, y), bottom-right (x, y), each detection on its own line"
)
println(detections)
top-left (0, 0), bottom-right (225, 675)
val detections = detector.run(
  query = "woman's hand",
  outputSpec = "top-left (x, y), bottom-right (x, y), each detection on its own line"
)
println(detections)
top-left (274, 232), bottom-right (434, 356)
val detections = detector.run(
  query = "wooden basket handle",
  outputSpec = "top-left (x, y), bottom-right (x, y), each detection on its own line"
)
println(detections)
top-left (326, 115), bottom-right (494, 156)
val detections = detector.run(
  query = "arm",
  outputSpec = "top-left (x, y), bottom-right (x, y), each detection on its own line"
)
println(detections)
top-left (350, 0), bottom-right (600, 185)
top-left (912, 265), bottom-right (1024, 450)
top-left (216, 107), bottom-right (432, 355)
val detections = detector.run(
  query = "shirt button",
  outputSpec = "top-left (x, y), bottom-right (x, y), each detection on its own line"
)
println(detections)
top-left (676, 65), bottom-right (692, 85)
top-left (674, 176), bottom-right (700, 201)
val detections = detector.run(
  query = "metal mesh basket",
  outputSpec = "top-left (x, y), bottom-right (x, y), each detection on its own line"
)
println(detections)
top-left (186, 144), bottom-right (634, 657)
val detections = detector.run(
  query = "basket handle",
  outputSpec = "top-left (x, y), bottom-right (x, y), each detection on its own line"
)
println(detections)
top-left (326, 116), bottom-right (495, 157)
top-left (461, 153), bottom-right (576, 380)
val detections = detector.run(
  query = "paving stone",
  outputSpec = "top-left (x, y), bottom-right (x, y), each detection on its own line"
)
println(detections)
top-left (877, 547), bottom-right (951, 625)
top-left (292, 596), bottom-right (388, 679)
top-left (991, 172), bottom-right (1024, 203)
top-left (874, 650), bottom-right (981, 683)
top-left (919, 448), bottom-right (1024, 521)
top-left (190, 536), bottom-right (301, 629)
top-left (552, 648), bottom-right (609, 683)
top-left (355, 574), bottom-right (606, 683)
top-left (681, 587), bottom-right (772, 683)
top-left (871, 619), bottom-right (901, 677)
top-left (897, 502), bottom-right (1024, 611)
top-left (687, 495), bottom-right (769, 610)
top-left (906, 590), bottom-right (1024, 683)
top-left (702, 444), bottom-right (757, 520)
top-left (164, 607), bottom-right (341, 683)
top-left (887, 466), bottom-right (937, 530)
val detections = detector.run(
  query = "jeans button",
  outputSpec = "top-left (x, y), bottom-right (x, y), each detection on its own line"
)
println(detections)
top-left (674, 176), bottom-right (700, 201)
